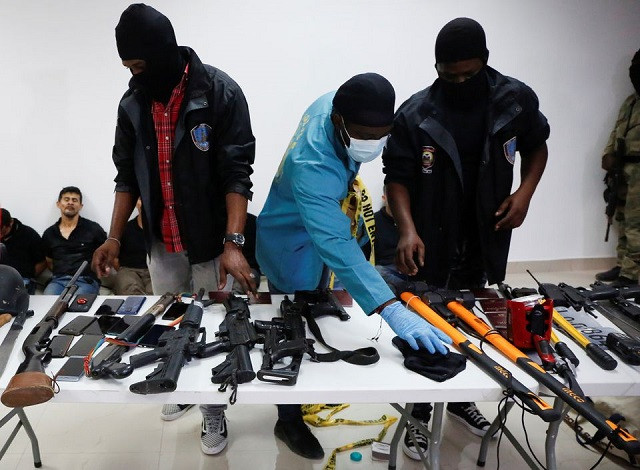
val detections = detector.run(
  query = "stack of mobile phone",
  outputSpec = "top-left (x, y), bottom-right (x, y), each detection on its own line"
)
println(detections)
top-left (54, 295), bottom-right (178, 380)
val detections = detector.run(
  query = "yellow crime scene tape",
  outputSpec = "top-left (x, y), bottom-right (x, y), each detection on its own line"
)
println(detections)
top-left (329, 175), bottom-right (376, 289)
top-left (302, 403), bottom-right (397, 470)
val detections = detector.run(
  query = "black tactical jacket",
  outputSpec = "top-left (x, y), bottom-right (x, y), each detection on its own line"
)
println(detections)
top-left (383, 67), bottom-right (549, 285)
top-left (113, 47), bottom-right (255, 264)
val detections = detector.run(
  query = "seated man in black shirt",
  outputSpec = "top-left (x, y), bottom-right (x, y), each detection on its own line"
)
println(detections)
top-left (112, 199), bottom-right (152, 295)
top-left (0, 209), bottom-right (47, 294)
top-left (42, 186), bottom-right (107, 295)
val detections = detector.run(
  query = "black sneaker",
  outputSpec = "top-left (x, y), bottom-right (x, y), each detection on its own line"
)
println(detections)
top-left (595, 266), bottom-right (621, 282)
top-left (402, 419), bottom-right (429, 461)
top-left (201, 408), bottom-right (228, 455)
top-left (610, 276), bottom-right (638, 287)
top-left (274, 419), bottom-right (324, 459)
top-left (160, 404), bottom-right (195, 421)
top-left (446, 402), bottom-right (492, 437)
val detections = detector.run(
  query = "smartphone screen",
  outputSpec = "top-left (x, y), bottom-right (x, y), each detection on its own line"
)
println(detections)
top-left (67, 334), bottom-right (104, 357)
top-left (137, 325), bottom-right (174, 348)
top-left (161, 302), bottom-right (188, 321)
top-left (95, 298), bottom-right (125, 316)
top-left (117, 296), bottom-right (146, 315)
top-left (106, 316), bottom-right (139, 336)
top-left (55, 357), bottom-right (86, 382)
top-left (48, 335), bottom-right (74, 358)
top-left (59, 316), bottom-right (98, 336)
top-left (97, 315), bottom-right (123, 335)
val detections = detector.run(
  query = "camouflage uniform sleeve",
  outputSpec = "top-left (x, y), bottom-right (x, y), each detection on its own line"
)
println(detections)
top-left (603, 94), bottom-right (635, 156)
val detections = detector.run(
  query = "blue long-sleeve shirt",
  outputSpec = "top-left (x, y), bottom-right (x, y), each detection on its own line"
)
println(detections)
top-left (256, 92), bottom-right (394, 314)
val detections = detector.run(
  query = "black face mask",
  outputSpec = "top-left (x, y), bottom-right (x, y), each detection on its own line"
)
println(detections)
top-left (440, 67), bottom-right (489, 108)
top-left (630, 63), bottom-right (640, 95)
top-left (131, 51), bottom-right (184, 104)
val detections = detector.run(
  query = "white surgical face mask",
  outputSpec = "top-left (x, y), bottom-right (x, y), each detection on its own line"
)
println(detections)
top-left (340, 117), bottom-right (389, 163)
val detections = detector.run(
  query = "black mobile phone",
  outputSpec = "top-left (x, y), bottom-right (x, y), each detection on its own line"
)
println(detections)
top-left (67, 293), bottom-right (98, 313)
top-left (161, 302), bottom-right (188, 321)
top-left (106, 316), bottom-right (139, 336)
top-left (48, 335), bottom-right (74, 358)
top-left (59, 316), bottom-right (98, 336)
top-left (117, 296), bottom-right (146, 315)
top-left (55, 357), bottom-right (86, 382)
top-left (97, 315), bottom-right (123, 335)
top-left (67, 334), bottom-right (104, 357)
top-left (95, 298), bottom-right (125, 316)
top-left (137, 324), bottom-right (174, 348)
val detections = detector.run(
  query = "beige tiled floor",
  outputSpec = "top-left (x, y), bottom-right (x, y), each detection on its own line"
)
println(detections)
top-left (0, 268), bottom-right (635, 469)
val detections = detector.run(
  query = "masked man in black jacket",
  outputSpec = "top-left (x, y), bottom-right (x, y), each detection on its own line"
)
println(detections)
top-left (91, 3), bottom-right (256, 457)
top-left (382, 17), bottom-right (550, 460)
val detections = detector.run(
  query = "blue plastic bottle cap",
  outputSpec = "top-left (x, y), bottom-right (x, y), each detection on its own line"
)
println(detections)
top-left (350, 451), bottom-right (362, 462)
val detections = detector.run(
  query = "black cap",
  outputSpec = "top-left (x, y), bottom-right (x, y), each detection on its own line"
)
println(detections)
top-left (332, 73), bottom-right (395, 127)
top-left (115, 4), bottom-right (177, 61)
top-left (435, 17), bottom-right (489, 64)
top-left (633, 48), bottom-right (640, 65)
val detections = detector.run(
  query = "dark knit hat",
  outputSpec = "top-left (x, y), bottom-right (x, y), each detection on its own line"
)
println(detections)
top-left (435, 17), bottom-right (489, 64)
top-left (115, 3), bottom-right (177, 61)
top-left (633, 48), bottom-right (640, 65)
top-left (333, 73), bottom-right (395, 127)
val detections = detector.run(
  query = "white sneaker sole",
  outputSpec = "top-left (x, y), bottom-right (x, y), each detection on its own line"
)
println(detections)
top-left (402, 438), bottom-right (429, 461)
top-left (201, 438), bottom-right (228, 455)
top-left (160, 404), bottom-right (195, 421)
top-left (446, 410), bottom-right (493, 438)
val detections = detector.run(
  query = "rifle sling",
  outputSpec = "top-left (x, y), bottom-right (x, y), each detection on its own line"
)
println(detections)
top-left (301, 311), bottom-right (379, 365)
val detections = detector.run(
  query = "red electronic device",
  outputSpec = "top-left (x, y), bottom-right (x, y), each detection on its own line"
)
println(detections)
top-left (506, 297), bottom-right (554, 349)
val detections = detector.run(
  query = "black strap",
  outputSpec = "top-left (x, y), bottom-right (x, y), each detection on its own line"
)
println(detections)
top-left (301, 311), bottom-right (379, 365)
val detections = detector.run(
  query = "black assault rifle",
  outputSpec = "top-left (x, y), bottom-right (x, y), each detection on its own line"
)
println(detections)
top-left (109, 289), bottom-right (207, 394)
top-left (209, 294), bottom-right (261, 402)
top-left (1, 261), bottom-right (88, 408)
top-left (293, 289), bottom-right (351, 321)
top-left (256, 296), bottom-right (316, 386)
top-left (604, 138), bottom-right (626, 241)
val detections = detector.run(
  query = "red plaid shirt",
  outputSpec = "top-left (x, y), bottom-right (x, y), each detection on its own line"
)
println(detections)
top-left (152, 64), bottom-right (189, 253)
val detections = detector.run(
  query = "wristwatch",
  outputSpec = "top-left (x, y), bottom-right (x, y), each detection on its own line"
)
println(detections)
top-left (223, 233), bottom-right (245, 248)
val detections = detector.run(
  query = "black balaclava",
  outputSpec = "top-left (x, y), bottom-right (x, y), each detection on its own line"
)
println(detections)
top-left (332, 73), bottom-right (396, 126)
top-left (434, 17), bottom-right (490, 108)
top-left (630, 48), bottom-right (640, 95)
top-left (115, 4), bottom-right (185, 103)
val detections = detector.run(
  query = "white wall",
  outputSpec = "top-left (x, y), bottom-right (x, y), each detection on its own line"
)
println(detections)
top-left (1, 0), bottom-right (639, 262)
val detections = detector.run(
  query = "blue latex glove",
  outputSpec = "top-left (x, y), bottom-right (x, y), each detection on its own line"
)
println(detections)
top-left (380, 301), bottom-right (452, 354)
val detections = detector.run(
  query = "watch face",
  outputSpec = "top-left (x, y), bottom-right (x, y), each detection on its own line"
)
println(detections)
top-left (225, 233), bottom-right (245, 247)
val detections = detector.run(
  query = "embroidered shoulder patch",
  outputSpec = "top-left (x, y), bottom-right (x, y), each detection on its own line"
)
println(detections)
top-left (503, 137), bottom-right (517, 165)
top-left (191, 123), bottom-right (212, 152)
top-left (421, 146), bottom-right (435, 174)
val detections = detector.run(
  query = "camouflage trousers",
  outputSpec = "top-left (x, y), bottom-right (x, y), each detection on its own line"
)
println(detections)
top-left (615, 162), bottom-right (640, 280)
